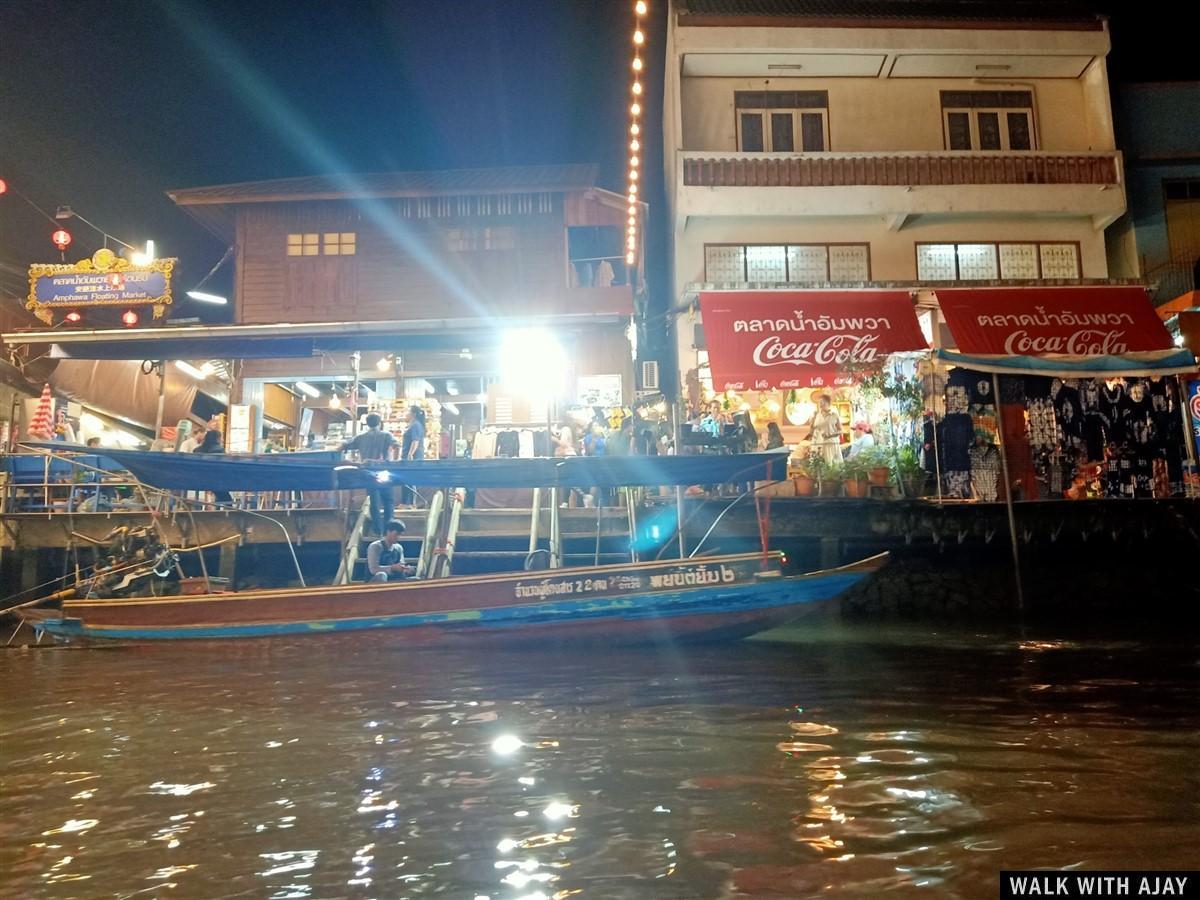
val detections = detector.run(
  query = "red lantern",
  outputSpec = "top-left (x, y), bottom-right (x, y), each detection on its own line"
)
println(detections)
top-left (64, 311), bottom-right (82, 323)
top-left (52, 229), bottom-right (72, 251)
top-left (0, 178), bottom-right (8, 195)
top-left (121, 310), bottom-right (139, 327)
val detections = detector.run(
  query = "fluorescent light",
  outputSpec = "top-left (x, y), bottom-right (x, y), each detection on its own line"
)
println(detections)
top-left (444, 403), bottom-right (460, 415)
top-left (295, 381), bottom-right (320, 398)
top-left (174, 361), bottom-right (208, 380)
top-left (186, 291), bottom-right (228, 305)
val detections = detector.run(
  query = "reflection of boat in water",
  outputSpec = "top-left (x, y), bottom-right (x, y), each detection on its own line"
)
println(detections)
top-left (15, 445), bottom-right (887, 643)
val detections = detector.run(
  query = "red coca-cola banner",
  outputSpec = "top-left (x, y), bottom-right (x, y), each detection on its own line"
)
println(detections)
top-left (699, 290), bottom-right (928, 391)
top-left (937, 287), bottom-right (1172, 357)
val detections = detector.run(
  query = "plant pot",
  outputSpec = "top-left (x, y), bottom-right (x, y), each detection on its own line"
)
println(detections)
top-left (868, 466), bottom-right (891, 487)
top-left (794, 475), bottom-right (816, 497)
top-left (844, 477), bottom-right (869, 498)
top-left (902, 473), bottom-right (927, 498)
top-left (819, 479), bottom-right (843, 498)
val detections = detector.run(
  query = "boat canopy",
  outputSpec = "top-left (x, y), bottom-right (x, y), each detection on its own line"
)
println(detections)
top-left (24, 444), bottom-right (791, 492)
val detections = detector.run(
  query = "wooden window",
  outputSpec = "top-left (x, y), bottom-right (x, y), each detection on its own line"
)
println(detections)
top-left (322, 232), bottom-right (356, 256)
top-left (918, 242), bottom-right (1079, 280)
top-left (446, 226), bottom-right (515, 252)
top-left (704, 243), bottom-right (869, 283)
top-left (941, 91), bottom-right (1035, 151)
top-left (736, 90), bottom-right (829, 153)
top-left (287, 233), bottom-right (319, 257)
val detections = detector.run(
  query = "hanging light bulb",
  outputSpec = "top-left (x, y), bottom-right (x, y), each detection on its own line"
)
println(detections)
top-left (629, 170), bottom-right (638, 181)
top-left (630, 138), bottom-right (640, 151)
top-left (635, 0), bottom-right (647, 14)
top-left (629, 183), bottom-right (638, 194)
top-left (632, 82), bottom-right (642, 95)
top-left (627, 236), bottom-right (637, 249)
top-left (630, 122), bottom-right (640, 135)
top-left (376, 355), bottom-right (391, 372)
top-left (632, 57), bottom-right (643, 71)
top-left (329, 392), bottom-right (342, 410)
top-left (630, 102), bottom-right (641, 116)
top-left (633, 30), bottom-right (644, 44)
top-left (626, 251), bottom-right (636, 265)
top-left (628, 215), bottom-right (636, 226)
top-left (630, 155), bottom-right (639, 167)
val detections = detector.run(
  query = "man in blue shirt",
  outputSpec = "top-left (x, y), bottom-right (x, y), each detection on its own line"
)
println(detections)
top-left (344, 413), bottom-right (397, 534)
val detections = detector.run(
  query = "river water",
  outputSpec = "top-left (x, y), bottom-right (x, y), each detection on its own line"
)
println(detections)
top-left (2, 622), bottom-right (1197, 899)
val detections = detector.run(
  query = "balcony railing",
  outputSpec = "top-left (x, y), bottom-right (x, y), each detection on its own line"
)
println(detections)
top-left (681, 151), bottom-right (1120, 189)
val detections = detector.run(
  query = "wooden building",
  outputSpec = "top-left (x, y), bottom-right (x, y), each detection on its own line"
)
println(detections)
top-left (167, 164), bottom-right (643, 448)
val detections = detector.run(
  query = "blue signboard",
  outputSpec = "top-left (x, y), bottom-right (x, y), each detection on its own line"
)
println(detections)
top-left (34, 269), bottom-right (168, 305)
top-left (27, 249), bottom-right (175, 325)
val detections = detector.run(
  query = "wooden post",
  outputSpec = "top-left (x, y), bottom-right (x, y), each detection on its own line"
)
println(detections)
top-left (992, 372), bottom-right (1025, 613)
top-left (675, 484), bottom-right (686, 559)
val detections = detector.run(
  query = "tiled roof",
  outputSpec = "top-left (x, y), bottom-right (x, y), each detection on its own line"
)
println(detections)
top-left (169, 163), bottom-right (601, 205)
top-left (679, 0), bottom-right (1101, 24)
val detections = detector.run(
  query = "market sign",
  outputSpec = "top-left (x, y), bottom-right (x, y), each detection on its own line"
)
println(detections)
top-left (698, 290), bottom-right (928, 391)
top-left (936, 287), bottom-right (1172, 357)
top-left (27, 248), bottom-right (175, 325)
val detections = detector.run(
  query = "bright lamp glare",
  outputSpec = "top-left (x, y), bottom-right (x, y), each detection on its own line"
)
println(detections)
top-left (500, 329), bottom-right (566, 397)
top-left (186, 290), bottom-right (228, 305)
top-left (294, 381), bottom-right (320, 398)
top-left (174, 361), bottom-right (208, 380)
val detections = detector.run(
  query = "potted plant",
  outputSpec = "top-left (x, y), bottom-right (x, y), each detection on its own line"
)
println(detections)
top-left (863, 447), bottom-right (893, 487)
top-left (842, 453), bottom-right (870, 498)
top-left (817, 457), bottom-right (844, 498)
top-left (895, 447), bottom-right (926, 498)
top-left (792, 457), bottom-right (817, 497)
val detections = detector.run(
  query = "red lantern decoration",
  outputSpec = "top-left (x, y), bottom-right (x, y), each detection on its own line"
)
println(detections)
top-left (121, 310), bottom-right (139, 327)
top-left (64, 311), bottom-right (82, 323)
top-left (0, 178), bottom-right (8, 195)
top-left (52, 229), bottom-right (72, 251)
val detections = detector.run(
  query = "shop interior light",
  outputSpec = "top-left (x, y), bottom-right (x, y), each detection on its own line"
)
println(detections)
top-left (186, 290), bottom-right (228, 305)
top-left (328, 392), bottom-right (342, 409)
top-left (294, 381), bottom-right (320, 398)
top-left (375, 355), bottom-right (392, 372)
top-left (500, 328), bottom-right (566, 398)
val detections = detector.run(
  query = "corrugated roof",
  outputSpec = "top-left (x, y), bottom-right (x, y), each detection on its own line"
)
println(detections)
top-left (679, 0), bottom-right (1101, 24)
top-left (169, 163), bottom-right (601, 206)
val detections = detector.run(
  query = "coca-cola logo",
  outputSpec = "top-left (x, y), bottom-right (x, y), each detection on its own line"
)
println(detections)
top-left (1002, 329), bottom-right (1130, 356)
top-left (751, 334), bottom-right (880, 368)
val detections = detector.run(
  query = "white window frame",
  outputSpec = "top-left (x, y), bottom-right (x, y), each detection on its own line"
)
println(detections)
top-left (943, 107), bottom-right (1035, 151)
top-left (737, 108), bottom-right (829, 153)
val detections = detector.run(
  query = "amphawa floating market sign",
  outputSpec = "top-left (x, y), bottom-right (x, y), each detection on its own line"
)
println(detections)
top-left (27, 248), bottom-right (176, 325)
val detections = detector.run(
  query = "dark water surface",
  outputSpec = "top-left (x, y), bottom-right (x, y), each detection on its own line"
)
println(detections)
top-left (2, 623), bottom-right (1198, 899)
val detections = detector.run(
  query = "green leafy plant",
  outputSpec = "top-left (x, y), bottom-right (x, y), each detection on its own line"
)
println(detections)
top-left (842, 453), bottom-right (871, 481)
top-left (895, 447), bottom-right (923, 478)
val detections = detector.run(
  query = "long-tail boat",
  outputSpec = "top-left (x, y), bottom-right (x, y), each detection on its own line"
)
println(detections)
top-left (14, 446), bottom-right (887, 643)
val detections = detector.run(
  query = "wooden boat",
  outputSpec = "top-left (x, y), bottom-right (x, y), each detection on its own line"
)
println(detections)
top-left (25, 552), bottom-right (886, 643)
top-left (15, 445), bottom-right (888, 643)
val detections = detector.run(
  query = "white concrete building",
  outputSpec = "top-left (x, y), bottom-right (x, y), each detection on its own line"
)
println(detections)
top-left (663, 0), bottom-right (1126, 397)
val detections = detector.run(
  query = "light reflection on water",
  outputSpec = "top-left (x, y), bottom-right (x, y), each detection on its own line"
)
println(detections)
top-left (1, 623), bottom-right (1198, 898)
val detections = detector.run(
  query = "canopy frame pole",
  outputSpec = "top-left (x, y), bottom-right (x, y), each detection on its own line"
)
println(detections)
top-left (528, 487), bottom-right (542, 558)
top-left (931, 353), bottom-right (944, 503)
top-left (625, 487), bottom-right (639, 564)
top-left (154, 360), bottom-right (166, 441)
top-left (548, 487), bottom-right (562, 569)
top-left (675, 485), bottom-right (686, 559)
top-left (992, 372), bottom-right (1025, 614)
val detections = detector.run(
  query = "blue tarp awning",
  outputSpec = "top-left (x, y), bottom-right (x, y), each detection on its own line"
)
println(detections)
top-left (935, 348), bottom-right (1197, 378)
top-left (21, 444), bottom-right (791, 492)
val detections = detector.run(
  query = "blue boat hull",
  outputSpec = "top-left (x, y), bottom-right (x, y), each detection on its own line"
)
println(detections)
top-left (29, 552), bottom-right (887, 644)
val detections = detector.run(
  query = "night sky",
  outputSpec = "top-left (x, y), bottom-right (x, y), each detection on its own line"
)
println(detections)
top-left (0, 0), bottom-right (1187, 323)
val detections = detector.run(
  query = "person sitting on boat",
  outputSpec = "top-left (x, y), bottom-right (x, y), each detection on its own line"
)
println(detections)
top-left (367, 520), bottom-right (414, 582)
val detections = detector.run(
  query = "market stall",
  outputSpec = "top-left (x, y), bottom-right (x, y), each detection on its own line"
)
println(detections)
top-left (932, 286), bottom-right (1197, 501)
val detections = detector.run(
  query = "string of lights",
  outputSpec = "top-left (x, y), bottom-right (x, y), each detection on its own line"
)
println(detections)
top-left (626, 0), bottom-right (647, 268)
